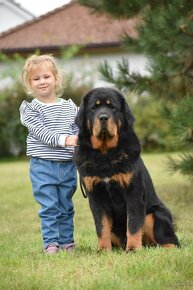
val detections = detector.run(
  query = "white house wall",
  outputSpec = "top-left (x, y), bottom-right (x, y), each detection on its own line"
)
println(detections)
top-left (0, 52), bottom-right (148, 91)
top-left (60, 52), bottom-right (148, 88)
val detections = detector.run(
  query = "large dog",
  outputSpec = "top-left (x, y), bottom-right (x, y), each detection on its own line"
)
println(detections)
top-left (74, 87), bottom-right (180, 251)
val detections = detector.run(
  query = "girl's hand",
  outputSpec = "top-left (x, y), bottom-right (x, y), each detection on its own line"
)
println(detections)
top-left (65, 135), bottom-right (78, 146)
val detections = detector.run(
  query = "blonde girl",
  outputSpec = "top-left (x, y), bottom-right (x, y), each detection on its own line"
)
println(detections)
top-left (20, 54), bottom-right (78, 254)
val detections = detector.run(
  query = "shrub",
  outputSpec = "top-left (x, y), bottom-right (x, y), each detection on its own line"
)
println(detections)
top-left (0, 82), bottom-right (28, 157)
top-left (126, 94), bottom-right (178, 152)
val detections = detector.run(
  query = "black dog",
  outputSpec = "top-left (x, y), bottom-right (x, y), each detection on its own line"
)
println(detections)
top-left (74, 87), bottom-right (180, 251)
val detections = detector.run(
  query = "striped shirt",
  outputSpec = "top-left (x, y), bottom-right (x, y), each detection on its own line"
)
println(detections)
top-left (19, 98), bottom-right (79, 161)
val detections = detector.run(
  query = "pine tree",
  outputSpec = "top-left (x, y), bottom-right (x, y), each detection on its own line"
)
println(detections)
top-left (78, 0), bottom-right (193, 177)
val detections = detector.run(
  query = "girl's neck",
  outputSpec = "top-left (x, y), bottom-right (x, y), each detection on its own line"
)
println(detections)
top-left (36, 95), bottom-right (58, 104)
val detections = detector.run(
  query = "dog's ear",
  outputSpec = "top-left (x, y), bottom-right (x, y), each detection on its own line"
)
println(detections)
top-left (112, 88), bottom-right (141, 152)
top-left (113, 89), bottom-right (135, 127)
top-left (75, 90), bottom-right (90, 131)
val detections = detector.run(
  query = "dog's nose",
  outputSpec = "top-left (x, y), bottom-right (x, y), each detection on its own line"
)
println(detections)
top-left (99, 114), bottom-right (109, 122)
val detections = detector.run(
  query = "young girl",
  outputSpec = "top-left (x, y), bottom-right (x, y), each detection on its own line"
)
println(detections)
top-left (20, 54), bottom-right (78, 254)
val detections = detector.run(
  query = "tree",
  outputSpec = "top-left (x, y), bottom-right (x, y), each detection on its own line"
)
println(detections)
top-left (78, 0), bottom-right (193, 177)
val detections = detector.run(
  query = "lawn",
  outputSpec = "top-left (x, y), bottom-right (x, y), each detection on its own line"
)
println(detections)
top-left (0, 153), bottom-right (193, 290)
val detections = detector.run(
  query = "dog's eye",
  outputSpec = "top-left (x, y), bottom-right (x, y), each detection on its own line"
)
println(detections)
top-left (106, 100), bottom-right (115, 110)
top-left (91, 105), bottom-right (97, 111)
top-left (91, 101), bottom-right (101, 111)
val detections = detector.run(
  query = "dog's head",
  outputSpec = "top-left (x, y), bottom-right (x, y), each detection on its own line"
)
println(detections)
top-left (76, 87), bottom-right (136, 153)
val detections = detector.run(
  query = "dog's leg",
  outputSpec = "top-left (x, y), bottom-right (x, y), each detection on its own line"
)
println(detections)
top-left (142, 212), bottom-right (179, 248)
top-left (153, 205), bottom-right (180, 248)
top-left (142, 213), bottom-right (156, 246)
top-left (126, 228), bottom-right (142, 251)
top-left (111, 232), bottom-right (123, 248)
top-left (126, 199), bottom-right (145, 251)
top-left (98, 215), bottom-right (112, 251)
top-left (88, 195), bottom-right (112, 251)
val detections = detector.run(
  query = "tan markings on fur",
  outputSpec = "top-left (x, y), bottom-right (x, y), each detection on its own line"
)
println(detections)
top-left (126, 228), bottom-right (142, 251)
top-left (91, 117), bottom-right (118, 153)
top-left (92, 118), bottom-right (101, 137)
top-left (160, 244), bottom-right (176, 248)
top-left (111, 172), bottom-right (133, 187)
top-left (83, 176), bottom-right (102, 192)
top-left (91, 135), bottom-right (119, 153)
top-left (111, 233), bottom-right (122, 247)
top-left (83, 172), bottom-right (133, 192)
top-left (98, 215), bottom-right (112, 251)
top-left (142, 213), bottom-right (156, 246)
top-left (107, 118), bottom-right (118, 136)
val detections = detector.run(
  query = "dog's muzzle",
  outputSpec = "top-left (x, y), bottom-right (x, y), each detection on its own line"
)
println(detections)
top-left (98, 113), bottom-right (109, 134)
top-left (98, 113), bottom-right (109, 123)
top-left (96, 113), bottom-right (114, 139)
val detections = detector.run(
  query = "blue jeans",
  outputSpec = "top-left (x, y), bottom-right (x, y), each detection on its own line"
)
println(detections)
top-left (30, 157), bottom-right (77, 249)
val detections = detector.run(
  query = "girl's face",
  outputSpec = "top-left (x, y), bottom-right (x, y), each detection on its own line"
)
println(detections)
top-left (29, 63), bottom-right (58, 103)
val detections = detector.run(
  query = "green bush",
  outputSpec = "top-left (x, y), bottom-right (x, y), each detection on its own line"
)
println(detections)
top-left (0, 82), bottom-right (28, 157)
top-left (62, 77), bottom-right (92, 106)
top-left (126, 94), bottom-right (178, 152)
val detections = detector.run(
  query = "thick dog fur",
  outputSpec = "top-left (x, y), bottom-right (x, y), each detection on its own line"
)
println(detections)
top-left (74, 87), bottom-right (180, 251)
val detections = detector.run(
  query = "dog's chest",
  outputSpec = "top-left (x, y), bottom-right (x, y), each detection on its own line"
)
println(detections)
top-left (103, 177), bottom-right (110, 183)
top-left (83, 171), bottom-right (133, 193)
top-left (82, 152), bottom-right (131, 174)
top-left (78, 150), bottom-right (135, 193)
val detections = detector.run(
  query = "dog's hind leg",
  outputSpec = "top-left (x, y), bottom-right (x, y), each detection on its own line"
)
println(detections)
top-left (153, 205), bottom-right (180, 248)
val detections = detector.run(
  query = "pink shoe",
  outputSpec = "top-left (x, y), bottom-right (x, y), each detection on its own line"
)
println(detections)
top-left (44, 245), bottom-right (59, 255)
top-left (62, 243), bottom-right (75, 253)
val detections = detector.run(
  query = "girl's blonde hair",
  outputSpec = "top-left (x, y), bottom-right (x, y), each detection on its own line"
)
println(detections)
top-left (22, 54), bottom-right (65, 97)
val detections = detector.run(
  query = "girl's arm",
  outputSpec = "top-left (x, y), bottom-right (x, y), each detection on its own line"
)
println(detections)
top-left (20, 101), bottom-right (68, 147)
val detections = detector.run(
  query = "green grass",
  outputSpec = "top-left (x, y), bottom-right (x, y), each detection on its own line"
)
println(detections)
top-left (0, 153), bottom-right (193, 290)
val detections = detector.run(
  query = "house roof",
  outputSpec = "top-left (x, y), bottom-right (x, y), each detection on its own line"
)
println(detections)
top-left (0, 1), bottom-right (137, 53)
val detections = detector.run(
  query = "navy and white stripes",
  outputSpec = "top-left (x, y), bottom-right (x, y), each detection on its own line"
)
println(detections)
top-left (20, 98), bottom-right (78, 160)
